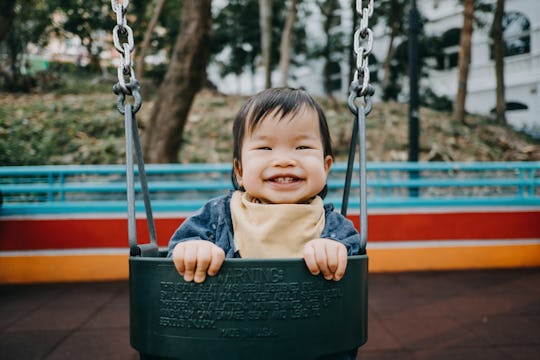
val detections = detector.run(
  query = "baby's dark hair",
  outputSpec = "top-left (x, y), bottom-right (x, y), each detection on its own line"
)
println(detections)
top-left (231, 87), bottom-right (334, 194)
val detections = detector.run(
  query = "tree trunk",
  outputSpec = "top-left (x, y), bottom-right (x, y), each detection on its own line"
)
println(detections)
top-left (381, 0), bottom-right (402, 95)
top-left (278, 0), bottom-right (300, 87)
top-left (259, 0), bottom-right (272, 89)
top-left (135, 0), bottom-right (166, 80)
top-left (381, 28), bottom-right (397, 97)
top-left (0, 0), bottom-right (16, 42)
top-left (453, 0), bottom-right (474, 124)
top-left (348, 0), bottom-right (357, 84)
top-left (83, 36), bottom-right (102, 74)
top-left (143, 0), bottom-right (212, 163)
top-left (78, 22), bottom-right (102, 74)
top-left (492, 0), bottom-right (506, 124)
top-left (320, 0), bottom-right (339, 101)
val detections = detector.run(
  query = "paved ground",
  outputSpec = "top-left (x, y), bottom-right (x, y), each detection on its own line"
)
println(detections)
top-left (1, 268), bottom-right (539, 360)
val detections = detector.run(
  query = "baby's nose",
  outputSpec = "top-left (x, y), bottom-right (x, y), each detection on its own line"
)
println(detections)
top-left (271, 153), bottom-right (296, 167)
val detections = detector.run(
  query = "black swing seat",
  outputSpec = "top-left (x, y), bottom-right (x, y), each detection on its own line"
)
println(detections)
top-left (130, 251), bottom-right (368, 360)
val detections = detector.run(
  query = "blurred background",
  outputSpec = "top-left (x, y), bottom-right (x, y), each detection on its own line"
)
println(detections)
top-left (1, 0), bottom-right (539, 166)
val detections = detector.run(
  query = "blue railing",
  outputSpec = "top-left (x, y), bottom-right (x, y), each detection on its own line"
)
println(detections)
top-left (1, 162), bottom-right (539, 215)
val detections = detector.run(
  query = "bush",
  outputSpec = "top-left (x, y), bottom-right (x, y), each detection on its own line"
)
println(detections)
top-left (421, 88), bottom-right (453, 112)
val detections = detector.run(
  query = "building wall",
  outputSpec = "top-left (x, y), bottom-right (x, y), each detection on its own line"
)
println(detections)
top-left (210, 0), bottom-right (539, 136)
top-left (421, 0), bottom-right (540, 135)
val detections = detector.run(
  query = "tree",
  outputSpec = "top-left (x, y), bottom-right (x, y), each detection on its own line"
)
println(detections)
top-left (0, 0), bottom-right (57, 91)
top-left (134, 0), bottom-right (167, 80)
top-left (379, 0), bottom-right (407, 98)
top-left (491, 0), bottom-right (506, 124)
top-left (259, 0), bottom-right (272, 88)
top-left (354, 0), bottom-right (410, 101)
top-left (211, 1), bottom-right (293, 90)
top-left (133, 0), bottom-right (183, 82)
top-left (347, 0), bottom-right (358, 84)
top-left (143, 0), bottom-right (212, 163)
top-left (278, 0), bottom-right (301, 87)
top-left (56, 0), bottom-right (114, 74)
top-left (211, 0), bottom-right (260, 84)
top-left (453, 0), bottom-right (474, 124)
top-left (315, 0), bottom-right (343, 100)
top-left (0, 0), bottom-right (16, 42)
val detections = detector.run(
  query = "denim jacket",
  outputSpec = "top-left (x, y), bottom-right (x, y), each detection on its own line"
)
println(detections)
top-left (168, 191), bottom-right (360, 257)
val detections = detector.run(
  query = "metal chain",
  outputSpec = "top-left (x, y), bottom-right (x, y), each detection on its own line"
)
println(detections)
top-left (342, 0), bottom-right (375, 255)
top-left (111, 1), bottom-right (156, 255)
top-left (351, 0), bottom-right (374, 99)
top-left (111, 0), bottom-right (141, 112)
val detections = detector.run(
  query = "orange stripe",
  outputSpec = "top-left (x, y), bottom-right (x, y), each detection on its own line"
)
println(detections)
top-left (1, 244), bottom-right (540, 284)
top-left (0, 254), bottom-right (129, 284)
top-left (368, 244), bottom-right (540, 272)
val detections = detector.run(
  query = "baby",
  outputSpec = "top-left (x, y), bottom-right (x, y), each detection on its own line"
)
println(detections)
top-left (168, 87), bottom-right (360, 284)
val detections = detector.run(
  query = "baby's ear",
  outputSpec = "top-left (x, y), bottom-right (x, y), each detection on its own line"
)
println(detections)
top-left (233, 159), bottom-right (243, 186)
top-left (324, 155), bottom-right (333, 175)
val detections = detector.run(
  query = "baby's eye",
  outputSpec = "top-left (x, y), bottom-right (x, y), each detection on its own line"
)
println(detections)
top-left (257, 146), bottom-right (272, 150)
top-left (296, 145), bottom-right (311, 150)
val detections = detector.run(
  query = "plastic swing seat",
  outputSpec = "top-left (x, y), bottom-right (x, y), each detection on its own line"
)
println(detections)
top-left (126, 118), bottom-right (370, 360)
top-left (124, 95), bottom-right (371, 359)
top-left (123, 89), bottom-right (372, 358)
top-left (109, 0), bottom-right (373, 357)
top-left (114, 8), bottom-right (372, 358)
top-left (129, 251), bottom-right (368, 360)
top-left (111, 88), bottom-right (370, 358)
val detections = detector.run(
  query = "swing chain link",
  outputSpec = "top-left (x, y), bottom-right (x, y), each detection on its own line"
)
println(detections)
top-left (349, 0), bottom-right (375, 113)
top-left (111, 0), bottom-right (141, 114)
top-left (343, 1), bottom-right (375, 253)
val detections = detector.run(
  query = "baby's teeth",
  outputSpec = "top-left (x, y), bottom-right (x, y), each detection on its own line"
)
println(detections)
top-left (276, 177), bottom-right (293, 183)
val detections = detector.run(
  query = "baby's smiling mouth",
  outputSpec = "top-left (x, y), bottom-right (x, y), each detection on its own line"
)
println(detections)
top-left (267, 176), bottom-right (301, 184)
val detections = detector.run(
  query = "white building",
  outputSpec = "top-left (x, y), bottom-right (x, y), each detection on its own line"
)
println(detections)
top-left (362, 0), bottom-right (539, 136)
top-left (212, 0), bottom-right (539, 136)
top-left (418, 0), bottom-right (540, 136)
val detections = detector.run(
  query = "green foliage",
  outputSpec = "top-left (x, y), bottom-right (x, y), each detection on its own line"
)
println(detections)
top-left (211, 0), bottom-right (264, 76)
top-left (56, 0), bottom-right (115, 73)
top-left (58, 0), bottom-right (114, 34)
top-left (421, 88), bottom-right (453, 113)
top-left (0, 0), bottom-right (58, 91)
top-left (0, 86), bottom-right (124, 166)
top-left (0, 0), bottom-right (118, 91)
top-left (156, 0), bottom-right (182, 52)
top-left (210, 0), bottom-right (304, 77)
top-left (131, 0), bottom-right (182, 73)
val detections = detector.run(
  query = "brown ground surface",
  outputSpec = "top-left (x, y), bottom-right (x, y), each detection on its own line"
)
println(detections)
top-left (1, 268), bottom-right (539, 360)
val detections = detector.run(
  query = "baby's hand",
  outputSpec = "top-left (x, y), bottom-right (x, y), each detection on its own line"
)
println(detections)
top-left (303, 238), bottom-right (348, 281)
top-left (172, 240), bottom-right (225, 283)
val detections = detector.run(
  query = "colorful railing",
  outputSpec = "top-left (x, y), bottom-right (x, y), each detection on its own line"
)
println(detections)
top-left (1, 161), bottom-right (539, 215)
top-left (1, 162), bottom-right (539, 282)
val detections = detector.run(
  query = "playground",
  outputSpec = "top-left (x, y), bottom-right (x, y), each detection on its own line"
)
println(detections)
top-left (1, 268), bottom-right (539, 359)
top-left (2, 1), bottom-right (540, 358)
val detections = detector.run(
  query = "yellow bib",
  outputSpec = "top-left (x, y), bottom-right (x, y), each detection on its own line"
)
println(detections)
top-left (230, 191), bottom-right (325, 258)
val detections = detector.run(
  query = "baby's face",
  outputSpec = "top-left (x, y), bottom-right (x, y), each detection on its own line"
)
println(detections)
top-left (234, 107), bottom-right (332, 204)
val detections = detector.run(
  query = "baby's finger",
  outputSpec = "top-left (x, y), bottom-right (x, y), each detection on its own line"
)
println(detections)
top-left (172, 243), bottom-right (186, 276)
top-left (326, 242), bottom-right (340, 275)
top-left (315, 246), bottom-right (332, 280)
top-left (193, 245), bottom-right (212, 283)
top-left (207, 246), bottom-right (225, 277)
top-left (303, 243), bottom-right (320, 275)
top-left (333, 244), bottom-right (348, 281)
top-left (182, 243), bottom-right (198, 282)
